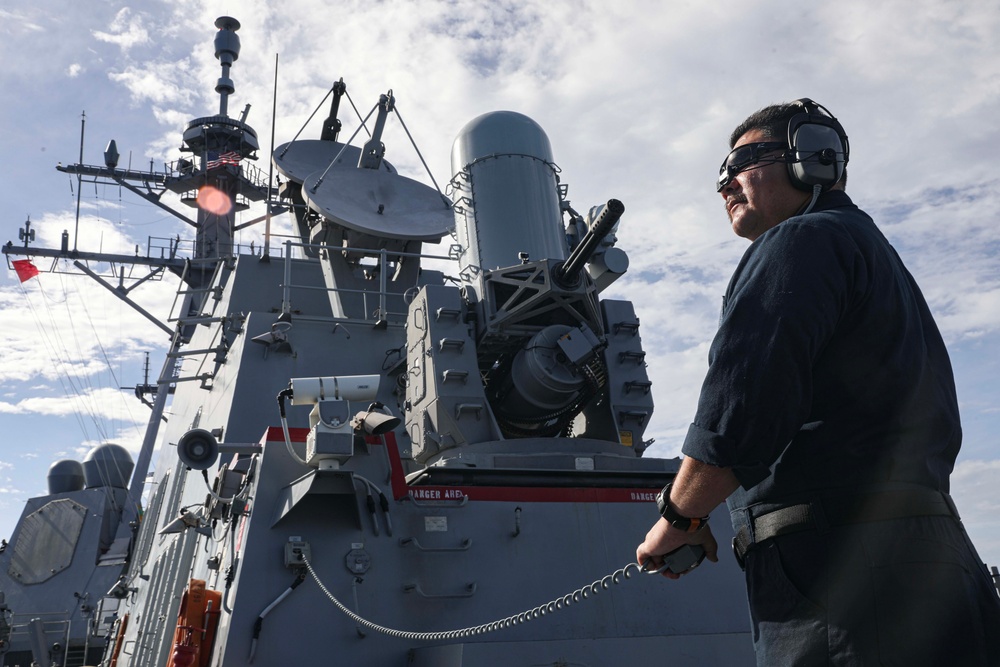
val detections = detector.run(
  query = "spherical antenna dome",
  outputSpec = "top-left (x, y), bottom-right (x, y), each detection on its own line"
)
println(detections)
top-left (82, 443), bottom-right (135, 489)
top-left (47, 459), bottom-right (86, 494)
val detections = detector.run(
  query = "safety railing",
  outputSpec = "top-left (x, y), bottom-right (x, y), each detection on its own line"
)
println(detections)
top-left (277, 239), bottom-right (458, 326)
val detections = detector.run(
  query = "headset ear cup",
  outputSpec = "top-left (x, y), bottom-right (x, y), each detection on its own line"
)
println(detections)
top-left (788, 123), bottom-right (845, 191)
top-left (786, 99), bottom-right (849, 192)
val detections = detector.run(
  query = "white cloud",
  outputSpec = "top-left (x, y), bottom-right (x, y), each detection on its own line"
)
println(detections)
top-left (951, 459), bottom-right (1000, 563)
top-left (0, 387), bottom-right (148, 434)
top-left (92, 7), bottom-right (150, 53)
top-left (953, 459), bottom-right (1000, 504)
top-left (0, 278), bottom-right (172, 385)
top-left (108, 61), bottom-right (197, 109)
top-left (0, 9), bottom-right (44, 34)
top-left (0, 207), bottom-right (178, 393)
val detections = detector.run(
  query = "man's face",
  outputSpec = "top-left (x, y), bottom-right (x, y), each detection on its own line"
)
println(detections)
top-left (719, 128), bottom-right (811, 242)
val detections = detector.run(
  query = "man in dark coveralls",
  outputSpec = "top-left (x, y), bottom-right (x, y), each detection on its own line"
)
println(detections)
top-left (636, 99), bottom-right (1000, 665)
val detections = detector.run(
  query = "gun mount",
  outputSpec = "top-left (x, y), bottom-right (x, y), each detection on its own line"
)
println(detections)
top-left (555, 198), bottom-right (626, 287)
top-left (405, 112), bottom-right (652, 463)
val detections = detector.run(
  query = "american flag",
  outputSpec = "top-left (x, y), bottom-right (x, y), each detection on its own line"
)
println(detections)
top-left (206, 150), bottom-right (242, 169)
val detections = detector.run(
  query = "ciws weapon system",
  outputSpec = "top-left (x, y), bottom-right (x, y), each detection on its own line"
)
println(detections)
top-left (0, 17), bottom-right (754, 666)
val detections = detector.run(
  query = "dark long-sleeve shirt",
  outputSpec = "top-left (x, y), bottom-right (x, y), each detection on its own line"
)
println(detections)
top-left (681, 190), bottom-right (962, 516)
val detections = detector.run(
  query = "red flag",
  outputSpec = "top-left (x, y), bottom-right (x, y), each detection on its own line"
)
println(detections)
top-left (13, 259), bottom-right (40, 282)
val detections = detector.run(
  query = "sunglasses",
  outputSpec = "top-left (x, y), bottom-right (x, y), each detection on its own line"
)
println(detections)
top-left (716, 141), bottom-right (788, 192)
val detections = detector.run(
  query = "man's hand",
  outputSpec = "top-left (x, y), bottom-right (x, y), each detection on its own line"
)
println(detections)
top-left (636, 518), bottom-right (719, 580)
top-left (635, 456), bottom-right (738, 579)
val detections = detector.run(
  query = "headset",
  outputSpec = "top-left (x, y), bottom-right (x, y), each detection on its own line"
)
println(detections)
top-left (785, 98), bottom-right (850, 192)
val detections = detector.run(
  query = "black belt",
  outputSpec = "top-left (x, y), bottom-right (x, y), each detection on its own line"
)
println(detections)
top-left (732, 488), bottom-right (960, 570)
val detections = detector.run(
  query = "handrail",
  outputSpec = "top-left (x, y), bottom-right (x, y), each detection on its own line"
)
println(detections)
top-left (277, 239), bottom-right (460, 325)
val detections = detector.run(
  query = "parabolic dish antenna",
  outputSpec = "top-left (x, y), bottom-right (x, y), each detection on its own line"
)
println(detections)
top-left (301, 167), bottom-right (454, 242)
top-left (273, 139), bottom-right (396, 185)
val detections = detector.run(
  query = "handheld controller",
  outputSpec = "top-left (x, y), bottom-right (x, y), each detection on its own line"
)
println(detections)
top-left (650, 544), bottom-right (706, 575)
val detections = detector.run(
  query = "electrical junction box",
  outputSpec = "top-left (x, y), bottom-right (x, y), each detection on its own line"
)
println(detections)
top-left (284, 540), bottom-right (311, 568)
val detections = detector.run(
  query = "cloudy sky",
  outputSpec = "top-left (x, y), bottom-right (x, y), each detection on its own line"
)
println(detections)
top-left (1, 1), bottom-right (998, 563)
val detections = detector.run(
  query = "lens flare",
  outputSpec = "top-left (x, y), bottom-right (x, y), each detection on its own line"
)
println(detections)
top-left (196, 186), bottom-right (234, 215)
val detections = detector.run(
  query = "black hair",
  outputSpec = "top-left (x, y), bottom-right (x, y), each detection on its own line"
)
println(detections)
top-left (728, 103), bottom-right (801, 148)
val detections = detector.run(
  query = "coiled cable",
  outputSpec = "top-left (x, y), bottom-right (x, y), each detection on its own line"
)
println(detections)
top-left (303, 555), bottom-right (662, 641)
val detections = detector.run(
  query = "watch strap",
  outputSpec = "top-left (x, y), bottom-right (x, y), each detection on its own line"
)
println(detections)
top-left (656, 482), bottom-right (709, 533)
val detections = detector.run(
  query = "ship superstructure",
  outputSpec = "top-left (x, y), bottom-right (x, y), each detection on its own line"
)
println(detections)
top-left (1, 17), bottom-right (756, 666)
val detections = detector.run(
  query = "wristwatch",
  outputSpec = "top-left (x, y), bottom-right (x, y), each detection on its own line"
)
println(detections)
top-left (655, 482), bottom-right (709, 533)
